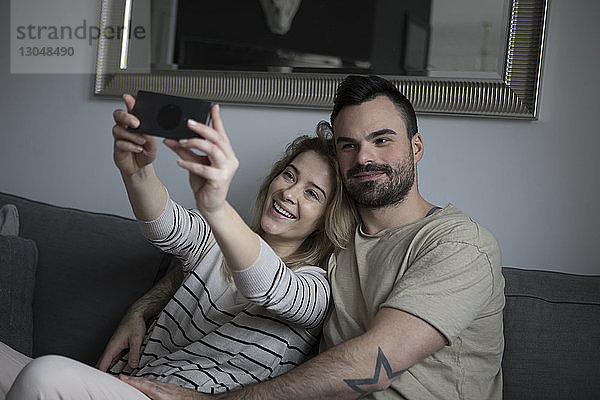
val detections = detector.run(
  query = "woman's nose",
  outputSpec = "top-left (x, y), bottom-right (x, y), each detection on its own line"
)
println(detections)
top-left (281, 185), bottom-right (299, 203)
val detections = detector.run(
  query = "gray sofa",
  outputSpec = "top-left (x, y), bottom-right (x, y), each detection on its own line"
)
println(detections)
top-left (0, 191), bottom-right (172, 366)
top-left (1, 191), bottom-right (599, 399)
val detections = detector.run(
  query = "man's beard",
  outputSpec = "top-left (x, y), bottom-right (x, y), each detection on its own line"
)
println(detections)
top-left (343, 152), bottom-right (415, 209)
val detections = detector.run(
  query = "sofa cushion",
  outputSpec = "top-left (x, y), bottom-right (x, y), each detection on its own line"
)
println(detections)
top-left (0, 234), bottom-right (37, 356)
top-left (0, 192), bottom-right (171, 366)
top-left (502, 267), bottom-right (600, 400)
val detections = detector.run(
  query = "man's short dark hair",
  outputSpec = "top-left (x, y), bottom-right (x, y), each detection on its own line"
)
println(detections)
top-left (330, 75), bottom-right (418, 139)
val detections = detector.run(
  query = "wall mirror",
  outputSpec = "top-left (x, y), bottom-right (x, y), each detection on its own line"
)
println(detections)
top-left (94, 0), bottom-right (549, 119)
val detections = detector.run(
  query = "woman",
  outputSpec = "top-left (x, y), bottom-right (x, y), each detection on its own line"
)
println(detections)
top-left (0, 95), bottom-right (354, 399)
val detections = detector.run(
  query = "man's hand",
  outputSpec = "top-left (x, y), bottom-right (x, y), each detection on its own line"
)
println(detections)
top-left (120, 375), bottom-right (215, 399)
top-left (97, 308), bottom-right (147, 371)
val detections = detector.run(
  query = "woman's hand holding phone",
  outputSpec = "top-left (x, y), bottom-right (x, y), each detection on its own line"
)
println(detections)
top-left (112, 94), bottom-right (158, 177)
top-left (164, 104), bottom-right (239, 217)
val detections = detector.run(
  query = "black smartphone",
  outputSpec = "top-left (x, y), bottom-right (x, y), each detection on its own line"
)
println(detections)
top-left (128, 91), bottom-right (212, 139)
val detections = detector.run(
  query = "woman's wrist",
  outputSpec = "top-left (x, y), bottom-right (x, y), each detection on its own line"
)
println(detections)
top-left (121, 164), bottom-right (154, 185)
top-left (199, 204), bottom-right (228, 225)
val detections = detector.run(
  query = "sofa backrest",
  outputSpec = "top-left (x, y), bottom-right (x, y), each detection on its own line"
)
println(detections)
top-left (502, 266), bottom-right (600, 400)
top-left (0, 192), bottom-right (171, 366)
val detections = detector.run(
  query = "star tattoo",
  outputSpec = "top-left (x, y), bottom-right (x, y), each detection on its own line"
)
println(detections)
top-left (343, 347), bottom-right (407, 397)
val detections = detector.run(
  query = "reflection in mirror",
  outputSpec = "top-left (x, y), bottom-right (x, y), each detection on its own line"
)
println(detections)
top-left (428, 0), bottom-right (509, 78)
top-left (146, 0), bottom-right (508, 78)
top-left (173, 1), bottom-right (431, 75)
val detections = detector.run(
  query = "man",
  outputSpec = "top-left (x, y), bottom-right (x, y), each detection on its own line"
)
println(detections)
top-left (124, 75), bottom-right (505, 399)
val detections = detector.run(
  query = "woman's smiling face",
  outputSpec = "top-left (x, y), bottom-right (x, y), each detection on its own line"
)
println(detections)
top-left (260, 150), bottom-right (334, 250)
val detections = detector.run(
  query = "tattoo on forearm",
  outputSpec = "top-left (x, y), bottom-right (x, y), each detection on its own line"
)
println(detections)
top-left (343, 347), bottom-right (407, 398)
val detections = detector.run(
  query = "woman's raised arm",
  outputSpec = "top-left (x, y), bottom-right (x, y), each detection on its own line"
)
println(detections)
top-left (164, 104), bottom-right (261, 272)
top-left (112, 94), bottom-right (167, 221)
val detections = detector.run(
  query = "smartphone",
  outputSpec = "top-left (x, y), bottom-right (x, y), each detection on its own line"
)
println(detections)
top-left (128, 91), bottom-right (212, 139)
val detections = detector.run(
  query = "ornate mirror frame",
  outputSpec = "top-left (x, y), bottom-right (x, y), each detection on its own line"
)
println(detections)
top-left (94, 0), bottom-right (549, 119)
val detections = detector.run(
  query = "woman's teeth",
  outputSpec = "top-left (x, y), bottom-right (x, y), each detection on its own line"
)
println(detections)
top-left (273, 201), bottom-right (295, 219)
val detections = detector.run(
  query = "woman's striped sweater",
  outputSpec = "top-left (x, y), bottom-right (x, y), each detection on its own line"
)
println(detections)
top-left (109, 198), bottom-right (330, 394)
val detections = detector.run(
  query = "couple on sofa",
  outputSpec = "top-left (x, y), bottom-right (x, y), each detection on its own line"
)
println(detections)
top-left (0, 75), bottom-right (504, 400)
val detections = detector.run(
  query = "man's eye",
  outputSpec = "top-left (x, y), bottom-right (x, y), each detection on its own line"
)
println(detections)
top-left (340, 143), bottom-right (356, 150)
top-left (375, 138), bottom-right (390, 144)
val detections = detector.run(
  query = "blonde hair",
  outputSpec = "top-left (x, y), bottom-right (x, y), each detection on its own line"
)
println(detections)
top-left (248, 125), bottom-right (356, 270)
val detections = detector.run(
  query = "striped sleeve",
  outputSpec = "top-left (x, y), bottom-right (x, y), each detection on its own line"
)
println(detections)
top-left (231, 237), bottom-right (331, 330)
top-left (138, 197), bottom-right (215, 271)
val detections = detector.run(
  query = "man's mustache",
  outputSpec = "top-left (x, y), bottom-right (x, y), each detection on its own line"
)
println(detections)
top-left (346, 163), bottom-right (393, 179)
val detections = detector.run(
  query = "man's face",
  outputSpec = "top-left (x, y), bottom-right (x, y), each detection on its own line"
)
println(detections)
top-left (333, 96), bottom-right (418, 209)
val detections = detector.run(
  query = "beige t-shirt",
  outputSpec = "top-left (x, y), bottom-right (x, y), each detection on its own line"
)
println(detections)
top-left (321, 204), bottom-right (504, 400)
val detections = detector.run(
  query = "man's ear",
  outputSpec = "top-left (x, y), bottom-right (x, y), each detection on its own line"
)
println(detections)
top-left (412, 133), bottom-right (424, 163)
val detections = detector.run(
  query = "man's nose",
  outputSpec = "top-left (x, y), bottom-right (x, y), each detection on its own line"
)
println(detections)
top-left (357, 146), bottom-right (375, 165)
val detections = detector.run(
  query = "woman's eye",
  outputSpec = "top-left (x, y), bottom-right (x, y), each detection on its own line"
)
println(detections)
top-left (283, 170), bottom-right (294, 180)
top-left (306, 190), bottom-right (319, 200)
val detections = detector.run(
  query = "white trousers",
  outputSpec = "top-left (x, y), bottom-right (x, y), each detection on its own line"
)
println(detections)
top-left (0, 342), bottom-right (150, 400)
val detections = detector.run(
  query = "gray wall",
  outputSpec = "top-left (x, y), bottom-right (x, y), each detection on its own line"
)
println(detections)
top-left (1, 0), bottom-right (599, 275)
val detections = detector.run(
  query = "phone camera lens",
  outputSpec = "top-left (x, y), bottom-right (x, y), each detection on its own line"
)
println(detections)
top-left (157, 104), bottom-right (182, 130)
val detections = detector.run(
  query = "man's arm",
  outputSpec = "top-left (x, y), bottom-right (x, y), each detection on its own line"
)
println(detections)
top-left (97, 261), bottom-right (184, 371)
top-left (120, 307), bottom-right (445, 399)
top-left (128, 259), bottom-right (184, 320)
top-left (220, 306), bottom-right (446, 399)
